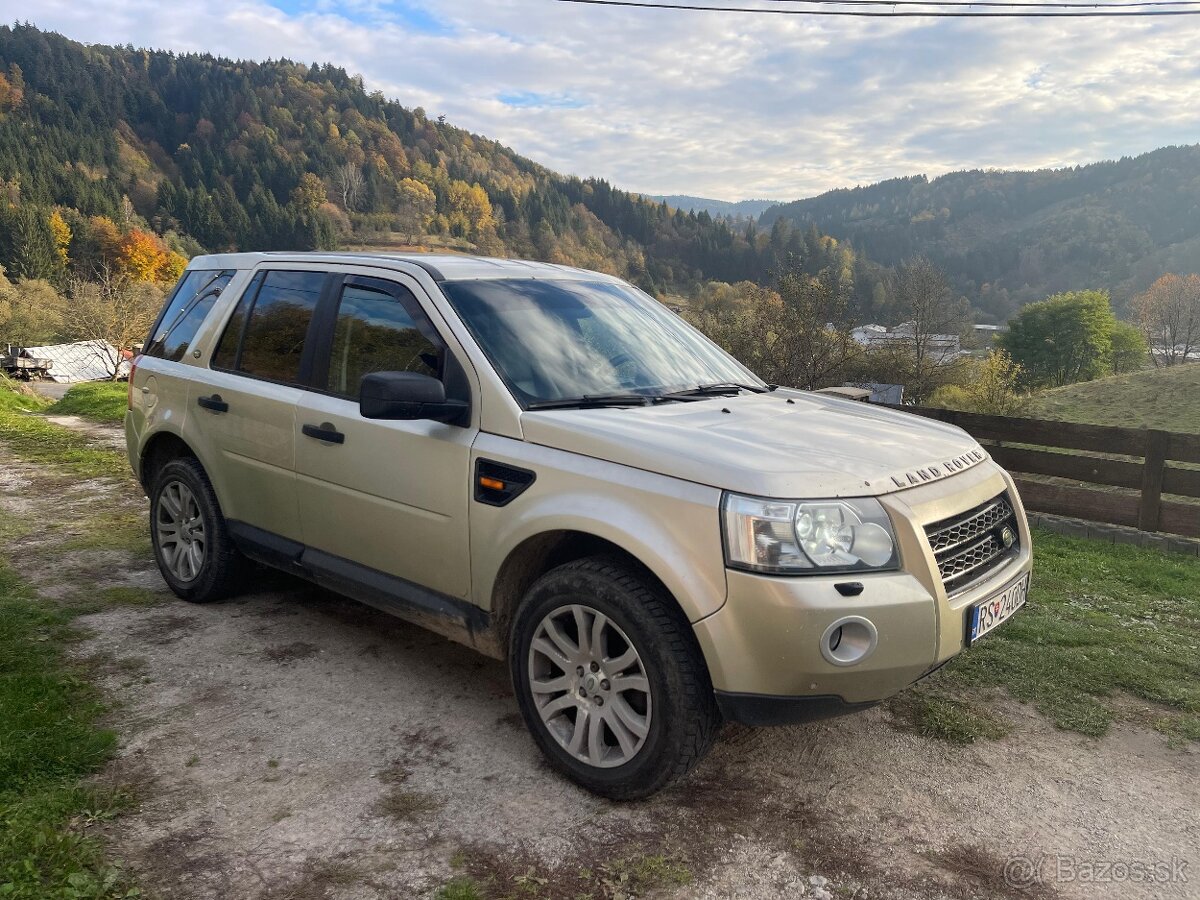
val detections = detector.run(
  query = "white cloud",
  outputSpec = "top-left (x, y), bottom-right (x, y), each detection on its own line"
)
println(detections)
top-left (10, 0), bottom-right (1200, 199)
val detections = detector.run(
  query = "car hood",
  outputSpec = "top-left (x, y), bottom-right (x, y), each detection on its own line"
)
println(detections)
top-left (520, 390), bottom-right (990, 498)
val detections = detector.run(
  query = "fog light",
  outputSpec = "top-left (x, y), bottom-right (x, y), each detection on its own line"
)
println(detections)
top-left (820, 616), bottom-right (878, 666)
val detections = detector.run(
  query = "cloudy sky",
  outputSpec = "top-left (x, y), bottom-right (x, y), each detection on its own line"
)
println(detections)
top-left (12, 0), bottom-right (1200, 200)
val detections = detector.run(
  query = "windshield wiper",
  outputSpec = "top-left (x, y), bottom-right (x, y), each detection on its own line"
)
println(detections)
top-left (526, 393), bottom-right (653, 410)
top-left (656, 382), bottom-right (771, 401)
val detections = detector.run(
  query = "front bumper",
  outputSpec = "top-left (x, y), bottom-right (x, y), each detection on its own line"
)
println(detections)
top-left (694, 461), bottom-right (1033, 716)
top-left (714, 691), bottom-right (878, 726)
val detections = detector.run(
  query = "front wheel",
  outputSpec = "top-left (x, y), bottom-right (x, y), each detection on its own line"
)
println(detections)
top-left (510, 557), bottom-right (720, 799)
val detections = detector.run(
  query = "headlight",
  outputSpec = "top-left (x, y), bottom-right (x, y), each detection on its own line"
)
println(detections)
top-left (722, 493), bottom-right (898, 574)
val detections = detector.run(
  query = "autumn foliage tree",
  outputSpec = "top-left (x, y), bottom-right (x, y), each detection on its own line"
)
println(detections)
top-left (685, 269), bottom-right (862, 390)
top-left (1133, 273), bottom-right (1200, 367)
top-left (115, 229), bottom-right (187, 284)
top-left (0, 265), bottom-right (64, 345)
top-left (928, 349), bottom-right (1026, 415)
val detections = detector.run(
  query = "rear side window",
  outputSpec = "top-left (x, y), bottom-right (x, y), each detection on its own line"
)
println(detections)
top-left (144, 269), bottom-right (234, 360)
top-left (212, 270), bottom-right (326, 384)
top-left (324, 283), bottom-right (442, 399)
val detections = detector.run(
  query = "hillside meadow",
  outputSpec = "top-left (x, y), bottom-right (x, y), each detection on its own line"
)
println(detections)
top-left (1026, 363), bottom-right (1200, 433)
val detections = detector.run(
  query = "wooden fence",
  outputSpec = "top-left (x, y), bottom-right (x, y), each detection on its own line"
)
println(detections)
top-left (891, 408), bottom-right (1200, 538)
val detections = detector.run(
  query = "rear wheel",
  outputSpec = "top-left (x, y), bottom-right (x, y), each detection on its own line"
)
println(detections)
top-left (150, 457), bottom-right (244, 603)
top-left (510, 557), bottom-right (720, 799)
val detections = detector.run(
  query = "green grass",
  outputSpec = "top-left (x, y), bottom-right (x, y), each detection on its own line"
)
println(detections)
top-left (889, 691), bottom-right (1010, 744)
top-left (1026, 362), bottom-right (1200, 433)
top-left (0, 562), bottom-right (138, 898)
top-left (908, 528), bottom-right (1200, 741)
top-left (0, 380), bottom-right (143, 896)
top-left (435, 878), bottom-right (485, 900)
top-left (0, 380), bottom-right (128, 478)
top-left (46, 383), bottom-right (129, 426)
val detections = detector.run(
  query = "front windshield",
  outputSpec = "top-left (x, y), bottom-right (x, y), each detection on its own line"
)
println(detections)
top-left (441, 278), bottom-right (764, 406)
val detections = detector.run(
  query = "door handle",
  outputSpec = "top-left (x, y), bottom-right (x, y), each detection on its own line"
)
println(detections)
top-left (302, 423), bottom-right (345, 445)
top-left (197, 394), bottom-right (229, 413)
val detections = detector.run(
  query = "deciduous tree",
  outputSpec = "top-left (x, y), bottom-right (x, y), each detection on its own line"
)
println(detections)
top-left (999, 290), bottom-right (1118, 387)
top-left (1109, 320), bottom-right (1148, 374)
top-left (48, 209), bottom-right (70, 267)
top-left (928, 349), bottom-right (1026, 415)
top-left (290, 173), bottom-right (327, 217)
top-left (336, 163), bottom-right (365, 211)
top-left (395, 178), bottom-right (436, 243)
top-left (0, 267), bottom-right (65, 345)
top-left (61, 268), bottom-right (164, 378)
top-left (116, 229), bottom-right (168, 282)
top-left (885, 257), bottom-right (971, 403)
top-left (1133, 274), bottom-right (1200, 367)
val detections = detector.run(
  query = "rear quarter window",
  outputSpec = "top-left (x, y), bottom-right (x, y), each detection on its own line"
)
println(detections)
top-left (144, 270), bottom-right (234, 360)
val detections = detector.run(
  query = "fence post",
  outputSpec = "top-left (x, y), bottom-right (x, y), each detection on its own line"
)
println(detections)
top-left (1138, 430), bottom-right (1170, 532)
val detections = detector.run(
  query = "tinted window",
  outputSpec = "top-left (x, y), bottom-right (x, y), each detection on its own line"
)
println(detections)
top-left (145, 269), bottom-right (233, 359)
top-left (325, 283), bottom-right (441, 398)
top-left (211, 274), bottom-right (259, 371)
top-left (237, 271), bottom-right (325, 383)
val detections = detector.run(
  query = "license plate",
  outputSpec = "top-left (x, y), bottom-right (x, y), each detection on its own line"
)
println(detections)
top-left (968, 573), bottom-right (1029, 644)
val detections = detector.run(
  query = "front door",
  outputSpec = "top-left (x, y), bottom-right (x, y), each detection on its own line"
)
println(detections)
top-left (293, 273), bottom-right (476, 600)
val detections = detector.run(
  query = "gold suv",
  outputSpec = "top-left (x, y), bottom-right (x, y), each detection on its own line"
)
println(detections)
top-left (127, 253), bottom-right (1032, 798)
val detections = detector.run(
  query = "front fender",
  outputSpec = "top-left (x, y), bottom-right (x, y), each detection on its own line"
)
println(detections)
top-left (470, 434), bottom-right (729, 624)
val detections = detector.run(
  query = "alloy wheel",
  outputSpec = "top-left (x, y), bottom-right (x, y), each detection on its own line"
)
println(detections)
top-left (527, 604), bottom-right (653, 768)
top-left (155, 479), bottom-right (206, 583)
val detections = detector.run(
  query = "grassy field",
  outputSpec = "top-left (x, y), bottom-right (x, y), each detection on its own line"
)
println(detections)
top-left (0, 563), bottom-right (138, 899)
top-left (47, 382), bottom-right (128, 425)
top-left (1026, 362), bottom-right (1200, 432)
top-left (894, 529), bottom-right (1200, 744)
top-left (0, 380), bottom-right (143, 898)
top-left (0, 382), bottom-right (126, 478)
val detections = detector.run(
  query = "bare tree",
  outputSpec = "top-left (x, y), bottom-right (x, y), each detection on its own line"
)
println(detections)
top-left (889, 257), bottom-right (971, 403)
top-left (336, 163), bottom-right (365, 212)
top-left (770, 269), bottom-right (862, 390)
top-left (61, 266), bottom-right (163, 379)
top-left (1133, 274), bottom-right (1200, 367)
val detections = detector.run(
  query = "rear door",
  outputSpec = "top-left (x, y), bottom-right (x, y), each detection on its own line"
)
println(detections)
top-left (293, 271), bottom-right (477, 599)
top-left (182, 268), bottom-right (329, 543)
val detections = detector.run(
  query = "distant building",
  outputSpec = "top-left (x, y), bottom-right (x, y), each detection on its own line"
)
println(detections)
top-left (850, 322), bottom-right (963, 360)
top-left (842, 382), bottom-right (905, 405)
top-left (972, 323), bottom-right (1009, 346)
top-left (23, 340), bottom-right (130, 382)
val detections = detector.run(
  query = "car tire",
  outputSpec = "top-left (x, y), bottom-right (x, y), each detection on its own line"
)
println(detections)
top-left (510, 556), bottom-right (720, 800)
top-left (149, 456), bottom-right (244, 603)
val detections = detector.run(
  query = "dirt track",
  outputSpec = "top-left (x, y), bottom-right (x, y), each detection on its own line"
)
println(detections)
top-left (3, 421), bottom-right (1196, 900)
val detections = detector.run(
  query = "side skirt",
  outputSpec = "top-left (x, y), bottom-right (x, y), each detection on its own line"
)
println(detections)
top-left (226, 520), bottom-right (495, 654)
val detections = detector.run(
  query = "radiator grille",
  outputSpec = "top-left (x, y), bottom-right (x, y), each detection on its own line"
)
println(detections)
top-left (925, 494), bottom-right (1018, 593)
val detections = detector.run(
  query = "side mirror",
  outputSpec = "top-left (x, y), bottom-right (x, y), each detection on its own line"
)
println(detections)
top-left (359, 372), bottom-right (469, 425)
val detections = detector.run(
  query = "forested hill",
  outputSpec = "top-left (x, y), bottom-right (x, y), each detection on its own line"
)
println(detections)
top-left (0, 23), bottom-right (885, 302)
top-left (644, 195), bottom-right (779, 221)
top-left (759, 146), bottom-right (1200, 322)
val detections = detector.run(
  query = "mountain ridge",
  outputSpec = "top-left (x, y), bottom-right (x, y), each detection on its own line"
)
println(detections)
top-left (643, 195), bottom-right (779, 220)
top-left (758, 145), bottom-right (1200, 320)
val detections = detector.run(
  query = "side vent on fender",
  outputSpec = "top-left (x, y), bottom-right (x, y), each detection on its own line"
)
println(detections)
top-left (474, 459), bottom-right (536, 507)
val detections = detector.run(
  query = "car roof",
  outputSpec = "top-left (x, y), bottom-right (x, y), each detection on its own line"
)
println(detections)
top-left (184, 251), bottom-right (625, 284)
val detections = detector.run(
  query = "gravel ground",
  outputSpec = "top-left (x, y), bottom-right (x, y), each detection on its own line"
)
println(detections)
top-left (3, 421), bottom-right (1197, 900)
